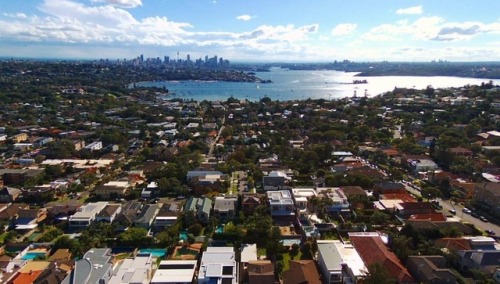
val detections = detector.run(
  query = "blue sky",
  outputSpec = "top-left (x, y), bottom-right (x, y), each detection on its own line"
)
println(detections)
top-left (0, 0), bottom-right (499, 61)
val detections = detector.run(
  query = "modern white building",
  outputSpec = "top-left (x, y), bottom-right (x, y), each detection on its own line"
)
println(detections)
top-left (151, 260), bottom-right (198, 284)
top-left (69, 202), bottom-right (108, 229)
top-left (266, 190), bottom-right (295, 216)
top-left (317, 240), bottom-right (367, 284)
top-left (292, 187), bottom-right (317, 219)
top-left (198, 247), bottom-right (238, 284)
top-left (85, 141), bottom-right (103, 151)
top-left (109, 253), bottom-right (154, 284)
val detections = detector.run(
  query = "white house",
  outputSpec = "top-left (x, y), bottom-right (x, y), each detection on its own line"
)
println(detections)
top-left (69, 202), bottom-right (108, 229)
top-left (109, 252), bottom-right (154, 284)
top-left (198, 247), bottom-right (238, 284)
top-left (317, 240), bottom-right (367, 284)
top-left (266, 190), bottom-right (295, 216)
top-left (151, 260), bottom-right (198, 284)
top-left (85, 141), bottom-right (103, 151)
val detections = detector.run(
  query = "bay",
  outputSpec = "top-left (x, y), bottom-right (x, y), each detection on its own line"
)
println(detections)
top-left (135, 68), bottom-right (500, 101)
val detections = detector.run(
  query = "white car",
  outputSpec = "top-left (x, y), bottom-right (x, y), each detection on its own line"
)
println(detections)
top-left (462, 208), bottom-right (471, 214)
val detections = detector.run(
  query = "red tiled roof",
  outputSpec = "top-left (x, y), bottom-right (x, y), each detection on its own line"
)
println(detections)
top-left (350, 235), bottom-right (415, 284)
top-left (409, 213), bottom-right (447, 221)
top-left (282, 260), bottom-right (321, 284)
top-left (381, 193), bottom-right (417, 203)
top-left (434, 238), bottom-right (472, 252)
top-left (13, 270), bottom-right (43, 284)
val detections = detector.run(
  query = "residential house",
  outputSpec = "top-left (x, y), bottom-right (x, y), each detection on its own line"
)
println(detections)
top-left (340, 186), bottom-right (368, 201)
top-left (10, 133), bottom-right (28, 143)
top-left (134, 204), bottom-right (160, 229)
top-left (408, 212), bottom-right (447, 222)
top-left (449, 147), bottom-right (473, 158)
top-left (187, 171), bottom-right (225, 182)
top-left (184, 196), bottom-right (212, 224)
top-left (22, 184), bottom-right (57, 202)
top-left (240, 244), bottom-right (258, 284)
top-left (0, 186), bottom-right (21, 203)
top-left (192, 175), bottom-right (226, 195)
top-left (282, 260), bottom-right (322, 284)
top-left (84, 141), bottom-right (103, 151)
top-left (46, 201), bottom-right (82, 223)
top-left (33, 260), bottom-right (74, 284)
top-left (406, 256), bottom-right (458, 284)
top-left (0, 168), bottom-right (44, 185)
top-left (14, 208), bottom-right (47, 230)
top-left (94, 181), bottom-right (130, 199)
top-left (349, 232), bottom-right (416, 284)
top-left (373, 182), bottom-right (406, 197)
top-left (198, 247), bottom-right (238, 284)
top-left (316, 240), bottom-right (367, 284)
top-left (242, 194), bottom-right (262, 216)
top-left (0, 203), bottom-right (30, 225)
top-left (49, 249), bottom-right (73, 262)
top-left (68, 202), bottom-right (108, 229)
top-left (292, 188), bottom-right (317, 220)
top-left (266, 190), bottom-right (295, 217)
top-left (213, 195), bottom-right (238, 222)
top-left (247, 261), bottom-right (275, 284)
top-left (458, 250), bottom-right (500, 275)
top-left (397, 202), bottom-right (436, 218)
top-left (109, 252), bottom-right (154, 284)
top-left (151, 260), bottom-right (197, 284)
top-left (61, 248), bottom-right (113, 284)
top-left (9, 260), bottom-right (50, 284)
top-left (262, 171), bottom-right (291, 191)
top-left (474, 183), bottom-right (500, 217)
top-left (95, 204), bottom-right (122, 223)
top-left (141, 181), bottom-right (158, 199)
top-left (114, 201), bottom-right (142, 231)
top-left (153, 203), bottom-right (180, 231)
top-left (409, 159), bottom-right (439, 174)
top-left (316, 187), bottom-right (350, 213)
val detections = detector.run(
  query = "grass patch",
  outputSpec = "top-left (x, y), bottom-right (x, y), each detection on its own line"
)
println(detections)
top-left (280, 250), bottom-right (303, 271)
top-left (175, 247), bottom-right (199, 257)
top-left (115, 252), bottom-right (131, 260)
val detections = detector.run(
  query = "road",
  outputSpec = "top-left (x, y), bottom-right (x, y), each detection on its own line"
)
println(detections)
top-left (404, 183), bottom-right (500, 236)
top-left (208, 116), bottom-right (225, 157)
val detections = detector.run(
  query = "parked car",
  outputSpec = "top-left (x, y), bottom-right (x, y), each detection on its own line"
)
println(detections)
top-left (448, 209), bottom-right (457, 215)
top-left (479, 216), bottom-right (488, 222)
top-left (471, 211), bottom-right (479, 218)
top-left (462, 208), bottom-right (471, 214)
top-left (485, 229), bottom-right (495, 235)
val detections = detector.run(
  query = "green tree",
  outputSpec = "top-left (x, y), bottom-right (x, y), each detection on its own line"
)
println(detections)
top-left (117, 227), bottom-right (153, 247)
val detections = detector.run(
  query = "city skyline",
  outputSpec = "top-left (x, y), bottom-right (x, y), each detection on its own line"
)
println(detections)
top-left (1, 0), bottom-right (499, 62)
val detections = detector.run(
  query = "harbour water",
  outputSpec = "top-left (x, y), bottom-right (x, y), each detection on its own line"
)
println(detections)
top-left (135, 68), bottom-right (500, 101)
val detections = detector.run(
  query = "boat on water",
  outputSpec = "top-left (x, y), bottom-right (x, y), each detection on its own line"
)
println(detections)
top-left (352, 79), bottom-right (368, 84)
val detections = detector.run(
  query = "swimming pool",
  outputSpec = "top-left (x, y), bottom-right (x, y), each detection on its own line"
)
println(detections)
top-left (179, 231), bottom-right (188, 241)
top-left (22, 252), bottom-right (47, 260)
top-left (215, 226), bottom-right (224, 234)
top-left (138, 248), bottom-right (167, 258)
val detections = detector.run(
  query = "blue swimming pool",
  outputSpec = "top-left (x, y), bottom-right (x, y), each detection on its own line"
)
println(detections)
top-left (138, 248), bottom-right (167, 258)
top-left (22, 252), bottom-right (46, 260)
top-left (215, 226), bottom-right (224, 234)
top-left (179, 231), bottom-right (188, 241)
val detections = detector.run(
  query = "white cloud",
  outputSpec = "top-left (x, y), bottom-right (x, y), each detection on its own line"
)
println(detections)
top-left (236, 15), bottom-right (254, 21)
top-left (396, 6), bottom-right (423, 15)
top-left (91, 0), bottom-right (142, 8)
top-left (331, 23), bottom-right (357, 36)
top-left (3, 13), bottom-right (28, 19)
top-left (366, 17), bottom-right (500, 43)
